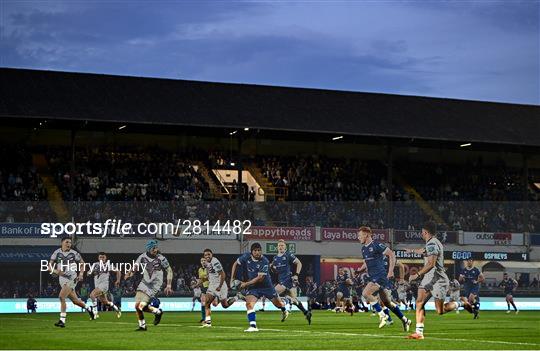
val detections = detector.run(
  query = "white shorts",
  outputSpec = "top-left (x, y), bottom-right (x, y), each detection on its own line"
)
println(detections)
top-left (194, 288), bottom-right (202, 299)
top-left (420, 275), bottom-right (449, 300)
top-left (449, 291), bottom-right (460, 301)
top-left (94, 277), bottom-right (109, 293)
top-left (137, 279), bottom-right (163, 298)
top-left (59, 276), bottom-right (77, 290)
top-left (207, 283), bottom-right (228, 301)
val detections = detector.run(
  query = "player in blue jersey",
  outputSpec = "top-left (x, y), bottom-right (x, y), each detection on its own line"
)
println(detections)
top-left (271, 239), bottom-right (312, 324)
top-left (459, 258), bottom-right (484, 319)
top-left (357, 227), bottom-right (411, 331)
top-left (230, 242), bottom-right (288, 332)
top-left (335, 267), bottom-right (354, 315)
top-left (499, 272), bottom-right (519, 314)
top-left (305, 276), bottom-right (319, 310)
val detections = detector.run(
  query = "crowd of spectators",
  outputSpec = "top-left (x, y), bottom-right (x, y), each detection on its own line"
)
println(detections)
top-left (397, 160), bottom-right (540, 232)
top-left (47, 147), bottom-right (211, 202)
top-left (0, 147), bottom-right (47, 201)
top-left (255, 155), bottom-right (539, 231)
top-left (0, 144), bottom-right (538, 232)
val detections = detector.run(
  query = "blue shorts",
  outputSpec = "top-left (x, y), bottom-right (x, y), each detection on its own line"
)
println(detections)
top-left (246, 287), bottom-right (278, 300)
top-left (385, 279), bottom-right (395, 291)
top-left (277, 277), bottom-right (294, 290)
top-left (369, 274), bottom-right (389, 289)
top-left (462, 284), bottom-right (480, 297)
top-left (337, 287), bottom-right (351, 299)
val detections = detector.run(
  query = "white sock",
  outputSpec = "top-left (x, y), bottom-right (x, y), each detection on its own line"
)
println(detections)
top-left (148, 306), bottom-right (161, 314)
top-left (205, 316), bottom-right (211, 323)
top-left (138, 319), bottom-right (146, 328)
top-left (60, 312), bottom-right (66, 323)
top-left (108, 302), bottom-right (119, 312)
top-left (416, 323), bottom-right (424, 335)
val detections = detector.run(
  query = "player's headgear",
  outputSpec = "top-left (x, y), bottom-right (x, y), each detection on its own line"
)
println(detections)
top-left (250, 242), bottom-right (262, 251)
top-left (146, 239), bottom-right (158, 252)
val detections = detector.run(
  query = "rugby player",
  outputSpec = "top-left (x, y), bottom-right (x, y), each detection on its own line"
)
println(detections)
top-left (357, 227), bottom-right (410, 331)
top-left (230, 243), bottom-right (288, 332)
top-left (271, 240), bottom-right (312, 324)
top-left (459, 258), bottom-right (484, 319)
top-left (88, 252), bottom-right (121, 319)
top-left (305, 276), bottom-right (319, 310)
top-left (499, 272), bottom-right (519, 314)
top-left (335, 267), bottom-right (354, 315)
top-left (124, 240), bottom-right (173, 331)
top-left (49, 237), bottom-right (93, 327)
top-left (201, 249), bottom-right (237, 327)
top-left (407, 222), bottom-right (474, 340)
top-left (448, 275), bottom-right (461, 314)
top-left (198, 258), bottom-right (209, 322)
top-left (190, 276), bottom-right (201, 312)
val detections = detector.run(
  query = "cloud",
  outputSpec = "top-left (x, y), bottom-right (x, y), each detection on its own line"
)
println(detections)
top-left (1, 1), bottom-right (538, 104)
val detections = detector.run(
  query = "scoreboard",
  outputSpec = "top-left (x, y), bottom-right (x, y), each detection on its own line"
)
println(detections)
top-left (395, 250), bottom-right (529, 261)
top-left (450, 251), bottom-right (529, 261)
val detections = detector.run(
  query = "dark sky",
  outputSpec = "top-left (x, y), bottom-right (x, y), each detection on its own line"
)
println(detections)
top-left (1, 1), bottom-right (539, 105)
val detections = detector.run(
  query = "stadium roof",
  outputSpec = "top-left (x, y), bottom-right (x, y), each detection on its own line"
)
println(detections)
top-left (1, 67), bottom-right (539, 146)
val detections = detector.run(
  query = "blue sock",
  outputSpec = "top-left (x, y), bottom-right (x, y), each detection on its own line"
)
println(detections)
top-left (247, 309), bottom-right (256, 327)
top-left (383, 307), bottom-right (393, 321)
top-left (373, 302), bottom-right (382, 312)
top-left (201, 306), bottom-right (205, 320)
top-left (280, 307), bottom-right (286, 312)
top-left (390, 305), bottom-right (405, 320)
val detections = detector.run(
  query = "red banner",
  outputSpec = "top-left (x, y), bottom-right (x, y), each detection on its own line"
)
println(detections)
top-left (245, 226), bottom-right (315, 241)
top-left (320, 258), bottom-right (363, 282)
top-left (320, 258), bottom-right (455, 282)
top-left (321, 227), bottom-right (389, 242)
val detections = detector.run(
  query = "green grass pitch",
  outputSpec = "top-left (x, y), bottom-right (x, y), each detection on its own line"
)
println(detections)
top-left (1, 310), bottom-right (539, 350)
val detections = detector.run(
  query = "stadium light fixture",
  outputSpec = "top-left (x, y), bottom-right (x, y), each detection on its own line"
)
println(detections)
top-left (460, 143), bottom-right (472, 147)
top-left (229, 130), bottom-right (238, 135)
top-left (230, 162), bottom-right (236, 166)
top-left (244, 128), bottom-right (249, 131)
top-left (332, 135), bottom-right (344, 141)
top-left (118, 125), bottom-right (127, 130)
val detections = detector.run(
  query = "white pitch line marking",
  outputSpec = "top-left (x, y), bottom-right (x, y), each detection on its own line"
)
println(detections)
top-left (3, 317), bottom-right (539, 347)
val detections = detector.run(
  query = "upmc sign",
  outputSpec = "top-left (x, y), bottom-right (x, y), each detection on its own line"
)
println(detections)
top-left (394, 230), bottom-right (458, 244)
top-left (463, 232), bottom-right (524, 246)
top-left (321, 228), bottom-right (389, 242)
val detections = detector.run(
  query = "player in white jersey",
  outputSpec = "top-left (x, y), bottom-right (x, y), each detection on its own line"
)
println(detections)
top-left (397, 280), bottom-right (409, 310)
top-left (88, 252), bottom-right (121, 319)
top-left (191, 276), bottom-right (202, 312)
top-left (448, 276), bottom-right (461, 313)
top-left (407, 222), bottom-right (474, 340)
top-left (202, 249), bottom-right (237, 327)
top-left (49, 237), bottom-right (93, 327)
top-left (124, 240), bottom-right (173, 331)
